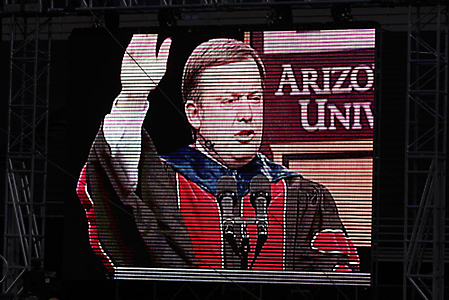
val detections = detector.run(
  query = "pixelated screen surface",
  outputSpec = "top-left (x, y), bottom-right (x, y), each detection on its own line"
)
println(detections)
top-left (71, 28), bottom-right (375, 285)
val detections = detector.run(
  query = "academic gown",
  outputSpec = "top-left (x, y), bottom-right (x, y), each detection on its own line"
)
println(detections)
top-left (76, 126), bottom-right (360, 274)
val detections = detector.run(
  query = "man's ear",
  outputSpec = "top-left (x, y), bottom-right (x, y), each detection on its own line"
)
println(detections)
top-left (185, 100), bottom-right (201, 130)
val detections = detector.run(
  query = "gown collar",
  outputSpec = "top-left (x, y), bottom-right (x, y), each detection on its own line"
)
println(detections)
top-left (160, 146), bottom-right (298, 199)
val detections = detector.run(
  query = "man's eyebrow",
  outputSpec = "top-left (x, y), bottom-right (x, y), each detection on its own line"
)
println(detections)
top-left (245, 91), bottom-right (263, 98)
top-left (230, 90), bottom-right (262, 97)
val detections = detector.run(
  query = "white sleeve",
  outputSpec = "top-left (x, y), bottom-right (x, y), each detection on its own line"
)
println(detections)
top-left (103, 97), bottom-right (149, 191)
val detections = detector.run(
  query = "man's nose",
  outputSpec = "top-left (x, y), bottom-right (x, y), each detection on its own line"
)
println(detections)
top-left (236, 97), bottom-right (253, 122)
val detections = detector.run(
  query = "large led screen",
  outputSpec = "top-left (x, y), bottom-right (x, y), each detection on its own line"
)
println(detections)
top-left (73, 28), bottom-right (375, 285)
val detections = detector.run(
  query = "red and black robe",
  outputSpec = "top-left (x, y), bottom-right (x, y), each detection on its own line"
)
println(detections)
top-left (76, 126), bottom-right (359, 274)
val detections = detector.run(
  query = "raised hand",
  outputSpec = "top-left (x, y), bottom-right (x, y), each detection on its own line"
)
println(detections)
top-left (115, 34), bottom-right (172, 110)
top-left (104, 34), bottom-right (172, 190)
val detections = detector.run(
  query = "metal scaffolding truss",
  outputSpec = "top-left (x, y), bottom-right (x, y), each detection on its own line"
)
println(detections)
top-left (2, 0), bottom-right (412, 15)
top-left (1, 0), bottom-right (447, 299)
top-left (404, 3), bottom-right (447, 300)
top-left (44, 0), bottom-right (402, 11)
top-left (2, 13), bottom-right (51, 295)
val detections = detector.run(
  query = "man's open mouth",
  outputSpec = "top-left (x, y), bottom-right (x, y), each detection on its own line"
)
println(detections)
top-left (235, 130), bottom-right (254, 143)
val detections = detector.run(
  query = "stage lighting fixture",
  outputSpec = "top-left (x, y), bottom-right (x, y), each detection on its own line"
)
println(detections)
top-left (331, 4), bottom-right (353, 23)
top-left (266, 5), bottom-right (293, 26)
top-left (158, 8), bottom-right (180, 27)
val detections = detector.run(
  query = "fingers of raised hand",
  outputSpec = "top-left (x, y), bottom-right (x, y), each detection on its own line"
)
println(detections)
top-left (156, 37), bottom-right (172, 65)
top-left (125, 34), bottom-right (158, 61)
top-left (121, 34), bottom-right (172, 92)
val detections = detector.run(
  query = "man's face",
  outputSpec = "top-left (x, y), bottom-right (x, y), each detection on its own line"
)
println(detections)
top-left (186, 58), bottom-right (264, 169)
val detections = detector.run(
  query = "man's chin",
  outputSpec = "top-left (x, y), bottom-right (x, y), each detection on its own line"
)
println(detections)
top-left (224, 155), bottom-right (257, 169)
top-left (209, 143), bottom-right (260, 169)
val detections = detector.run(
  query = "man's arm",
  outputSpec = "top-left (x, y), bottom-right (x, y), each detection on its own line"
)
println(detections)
top-left (103, 34), bottom-right (172, 193)
top-left (76, 35), bottom-right (198, 269)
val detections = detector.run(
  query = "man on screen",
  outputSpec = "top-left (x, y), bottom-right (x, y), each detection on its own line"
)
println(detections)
top-left (76, 34), bottom-right (359, 273)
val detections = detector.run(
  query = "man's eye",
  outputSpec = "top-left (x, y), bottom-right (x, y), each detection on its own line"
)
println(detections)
top-left (222, 98), bottom-right (234, 104)
top-left (249, 95), bottom-right (262, 102)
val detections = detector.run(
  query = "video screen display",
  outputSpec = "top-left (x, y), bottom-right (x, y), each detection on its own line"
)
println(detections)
top-left (71, 28), bottom-right (375, 285)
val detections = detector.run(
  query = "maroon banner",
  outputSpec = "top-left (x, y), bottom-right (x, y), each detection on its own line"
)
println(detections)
top-left (253, 31), bottom-right (375, 143)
